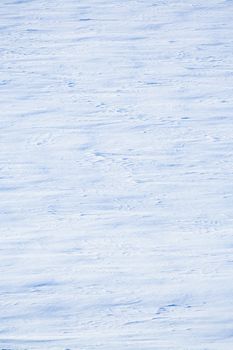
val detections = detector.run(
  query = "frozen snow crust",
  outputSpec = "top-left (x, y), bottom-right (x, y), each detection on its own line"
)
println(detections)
top-left (0, 0), bottom-right (233, 349)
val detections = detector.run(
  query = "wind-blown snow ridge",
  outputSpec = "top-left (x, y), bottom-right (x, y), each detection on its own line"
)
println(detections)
top-left (0, 0), bottom-right (233, 349)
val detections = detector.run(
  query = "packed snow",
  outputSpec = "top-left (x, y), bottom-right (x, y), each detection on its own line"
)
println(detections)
top-left (0, 0), bottom-right (233, 349)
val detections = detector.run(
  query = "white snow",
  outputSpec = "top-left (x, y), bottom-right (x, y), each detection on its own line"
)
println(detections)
top-left (0, 0), bottom-right (233, 349)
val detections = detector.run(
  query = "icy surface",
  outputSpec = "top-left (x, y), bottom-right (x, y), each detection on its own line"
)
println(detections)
top-left (0, 0), bottom-right (233, 349)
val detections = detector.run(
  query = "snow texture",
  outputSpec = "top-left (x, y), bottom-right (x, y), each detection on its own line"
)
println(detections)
top-left (0, 0), bottom-right (233, 349)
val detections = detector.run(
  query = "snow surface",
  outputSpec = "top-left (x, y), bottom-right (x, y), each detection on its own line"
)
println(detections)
top-left (0, 0), bottom-right (233, 349)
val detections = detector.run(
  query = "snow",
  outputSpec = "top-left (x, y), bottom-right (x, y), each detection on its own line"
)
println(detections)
top-left (0, 0), bottom-right (233, 349)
